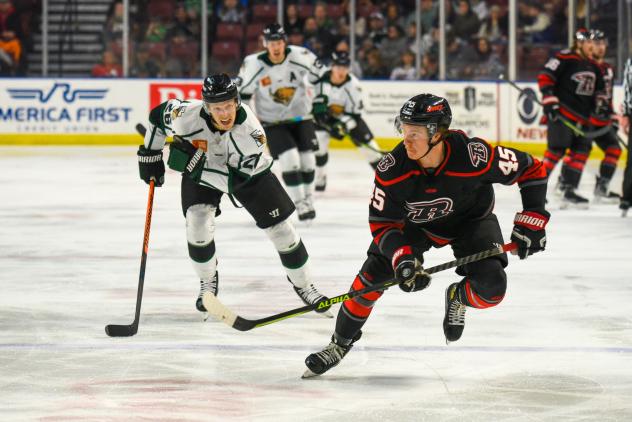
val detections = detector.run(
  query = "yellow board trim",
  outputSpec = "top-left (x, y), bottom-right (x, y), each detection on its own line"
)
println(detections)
top-left (0, 134), bottom-right (142, 146)
top-left (0, 134), bottom-right (626, 162)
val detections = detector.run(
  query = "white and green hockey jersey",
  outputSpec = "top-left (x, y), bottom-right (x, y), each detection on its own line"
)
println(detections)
top-left (144, 99), bottom-right (272, 193)
top-left (313, 70), bottom-right (364, 129)
top-left (237, 45), bottom-right (323, 124)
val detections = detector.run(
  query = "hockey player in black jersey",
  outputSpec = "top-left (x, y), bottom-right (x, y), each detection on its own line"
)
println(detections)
top-left (303, 94), bottom-right (549, 378)
top-left (589, 29), bottom-right (622, 203)
top-left (538, 28), bottom-right (606, 208)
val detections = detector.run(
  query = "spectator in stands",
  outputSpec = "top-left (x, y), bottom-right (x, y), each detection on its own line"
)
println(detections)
top-left (390, 50), bottom-right (416, 81)
top-left (452, 0), bottom-right (480, 41)
top-left (144, 17), bottom-right (168, 43)
top-left (415, 0), bottom-right (437, 33)
top-left (216, 0), bottom-right (245, 24)
top-left (303, 17), bottom-right (325, 58)
top-left (379, 24), bottom-right (407, 66)
top-left (472, 36), bottom-right (505, 80)
top-left (169, 5), bottom-right (200, 41)
top-left (0, 29), bottom-right (20, 75)
top-left (446, 34), bottom-right (469, 79)
top-left (477, 5), bottom-right (507, 43)
top-left (519, 2), bottom-right (552, 43)
top-left (314, 2), bottom-right (334, 32)
top-left (0, 0), bottom-right (21, 38)
top-left (362, 48), bottom-right (388, 79)
top-left (385, 4), bottom-right (406, 29)
top-left (287, 27), bottom-right (305, 49)
top-left (419, 52), bottom-right (439, 80)
top-left (103, 0), bottom-right (124, 47)
top-left (367, 12), bottom-right (387, 45)
top-left (284, 4), bottom-right (303, 34)
top-left (92, 50), bottom-right (123, 77)
top-left (130, 44), bottom-right (163, 78)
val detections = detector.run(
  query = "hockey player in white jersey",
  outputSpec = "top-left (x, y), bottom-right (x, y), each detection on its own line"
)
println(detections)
top-left (136, 74), bottom-right (332, 316)
top-left (312, 51), bottom-right (383, 191)
top-left (237, 23), bottom-right (322, 221)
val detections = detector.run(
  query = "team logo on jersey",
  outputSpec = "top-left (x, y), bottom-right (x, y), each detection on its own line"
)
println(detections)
top-left (250, 129), bottom-right (267, 146)
top-left (271, 87), bottom-right (296, 105)
top-left (328, 104), bottom-right (344, 116)
top-left (405, 198), bottom-right (454, 223)
top-left (171, 105), bottom-right (187, 120)
top-left (467, 142), bottom-right (488, 167)
top-left (260, 76), bottom-right (272, 87)
top-left (571, 71), bottom-right (596, 96)
top-left (377, 153), bottom-right (396, 172)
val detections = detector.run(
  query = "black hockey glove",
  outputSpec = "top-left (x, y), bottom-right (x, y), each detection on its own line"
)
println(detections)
top-left (328, 120), bottom-right (346, 140)
top-left (510, 210), bottom-right (550, 260)
top-left (137, 145), bottom-right (165, 186)
top-left (392, 246), bottom-right (431, 292)
top-left (167, 138), bottom-right (206, 183)
top-left (542, 97), bottom-right (560, 122)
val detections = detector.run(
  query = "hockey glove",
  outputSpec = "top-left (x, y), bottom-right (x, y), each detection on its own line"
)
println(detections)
top-left (329, 121), bottom-right (346, 140)
top-left (137, 145), bottom-right (165, 186)
top-left (542, 96), bottom-right (560, 122)
top-left (392, 246), bottom-right (431, 292)
top-left (167, 138), bottom-right (206, 183)
top-left (510, 210), bottom-right (550, 259)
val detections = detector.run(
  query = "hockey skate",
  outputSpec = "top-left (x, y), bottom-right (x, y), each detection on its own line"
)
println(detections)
top-left (292, 280), bottom-right (333, 318)
top-left (593, 177), bottom-right (620, 204)
top-left (621, 200), bottom-right (630, 217)
top-left (196, 271), bottom-right (219, 313)
top-left (443, 282), bottom-right (466, 344)
top-left (302, 331), bottom-right (362, 378)
top-left (315, 175), bottom-right (327, 192)
top-left (297, 197), bottom-right (316, 222)
top-left (560, 187), bottom-right (589, 210)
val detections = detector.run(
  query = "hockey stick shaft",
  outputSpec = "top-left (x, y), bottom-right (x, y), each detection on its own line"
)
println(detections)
top-left (500, 76), bottom-right (615, 139)
top-left (105, 123), bottom-right (154, 337)
top-left (203, 242), bottom-right (517, 331)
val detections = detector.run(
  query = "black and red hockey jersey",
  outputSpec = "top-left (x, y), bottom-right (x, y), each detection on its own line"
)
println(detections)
top-left (592, 60), bottom-right (615, 127)
top-left (369, 131), bottom-right (548, 261)
top-left (537, 48), bottom-right (605, 125)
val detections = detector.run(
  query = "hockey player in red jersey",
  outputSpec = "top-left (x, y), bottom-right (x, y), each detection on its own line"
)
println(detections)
top-left (589, 29), bottom-right (622, 202)
top-left (538, 28), bottom-right (606, 208)
top-left (303, 94), bottom-right (549, 377)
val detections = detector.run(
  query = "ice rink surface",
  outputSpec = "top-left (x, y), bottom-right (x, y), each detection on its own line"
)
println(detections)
top-left (1, 146), bottom-right (632, 422)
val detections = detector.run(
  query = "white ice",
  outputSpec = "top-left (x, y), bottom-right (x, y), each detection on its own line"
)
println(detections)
top-left (1, 146), bottom-right (631, 422)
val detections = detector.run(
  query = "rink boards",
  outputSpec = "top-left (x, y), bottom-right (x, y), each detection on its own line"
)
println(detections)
top-left (0, 78), bottom-right (627, 157)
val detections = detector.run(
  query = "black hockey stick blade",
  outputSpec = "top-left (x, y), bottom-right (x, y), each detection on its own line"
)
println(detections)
top-left (105, 323), bottom-right (138, 337)
top-left (203, 242), bottom-right (518, 332)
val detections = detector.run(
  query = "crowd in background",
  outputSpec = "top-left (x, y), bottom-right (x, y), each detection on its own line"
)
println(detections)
top-left (0, 0), bottom-right (620, 80)
top-left (0, 0), bottom-right (39, 76)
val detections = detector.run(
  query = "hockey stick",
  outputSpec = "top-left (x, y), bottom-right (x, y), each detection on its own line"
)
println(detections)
top-left (500, 75), bottom-right (612, 139)
top-left (203, 242), bottom-right (518, 332)
top-left (105, 123), bottom-right (155, 337)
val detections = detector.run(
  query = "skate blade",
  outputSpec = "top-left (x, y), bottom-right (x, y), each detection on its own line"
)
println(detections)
top-left (301, 368), bottom-right (320, 379)
top-left (622, 209), bottom-right (629, 217)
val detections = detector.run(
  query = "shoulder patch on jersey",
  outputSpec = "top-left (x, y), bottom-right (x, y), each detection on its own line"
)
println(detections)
top-left (377, 153), bottom-right (396, 172)
top-left (250, 129), bottom-right (267, 146)
top-left (467, 141), bottom-right (488, 167)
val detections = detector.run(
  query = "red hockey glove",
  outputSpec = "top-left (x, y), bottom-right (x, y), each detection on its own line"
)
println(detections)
top-left (392, 246), bottom-right (431, 292)
top-left (510, 210), bottom-right (550, 259)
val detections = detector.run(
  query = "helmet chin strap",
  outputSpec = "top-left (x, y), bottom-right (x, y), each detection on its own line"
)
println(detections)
top-left (417, 132), bottom-right (443, 161)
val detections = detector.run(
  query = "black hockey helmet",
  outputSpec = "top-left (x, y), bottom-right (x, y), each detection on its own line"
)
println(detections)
top-left (262, 23), bottom-right (287, 43)
top-left (331, 50), bottom-right (351, 67)
top-left (395, 94), bottom-right (452, 136)
top-left (590, 29), bottom-right (606, 41)
top-left (575, 27), bottom-right (593, 42)
top-left (201, 73), bottom-right (240, 108)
